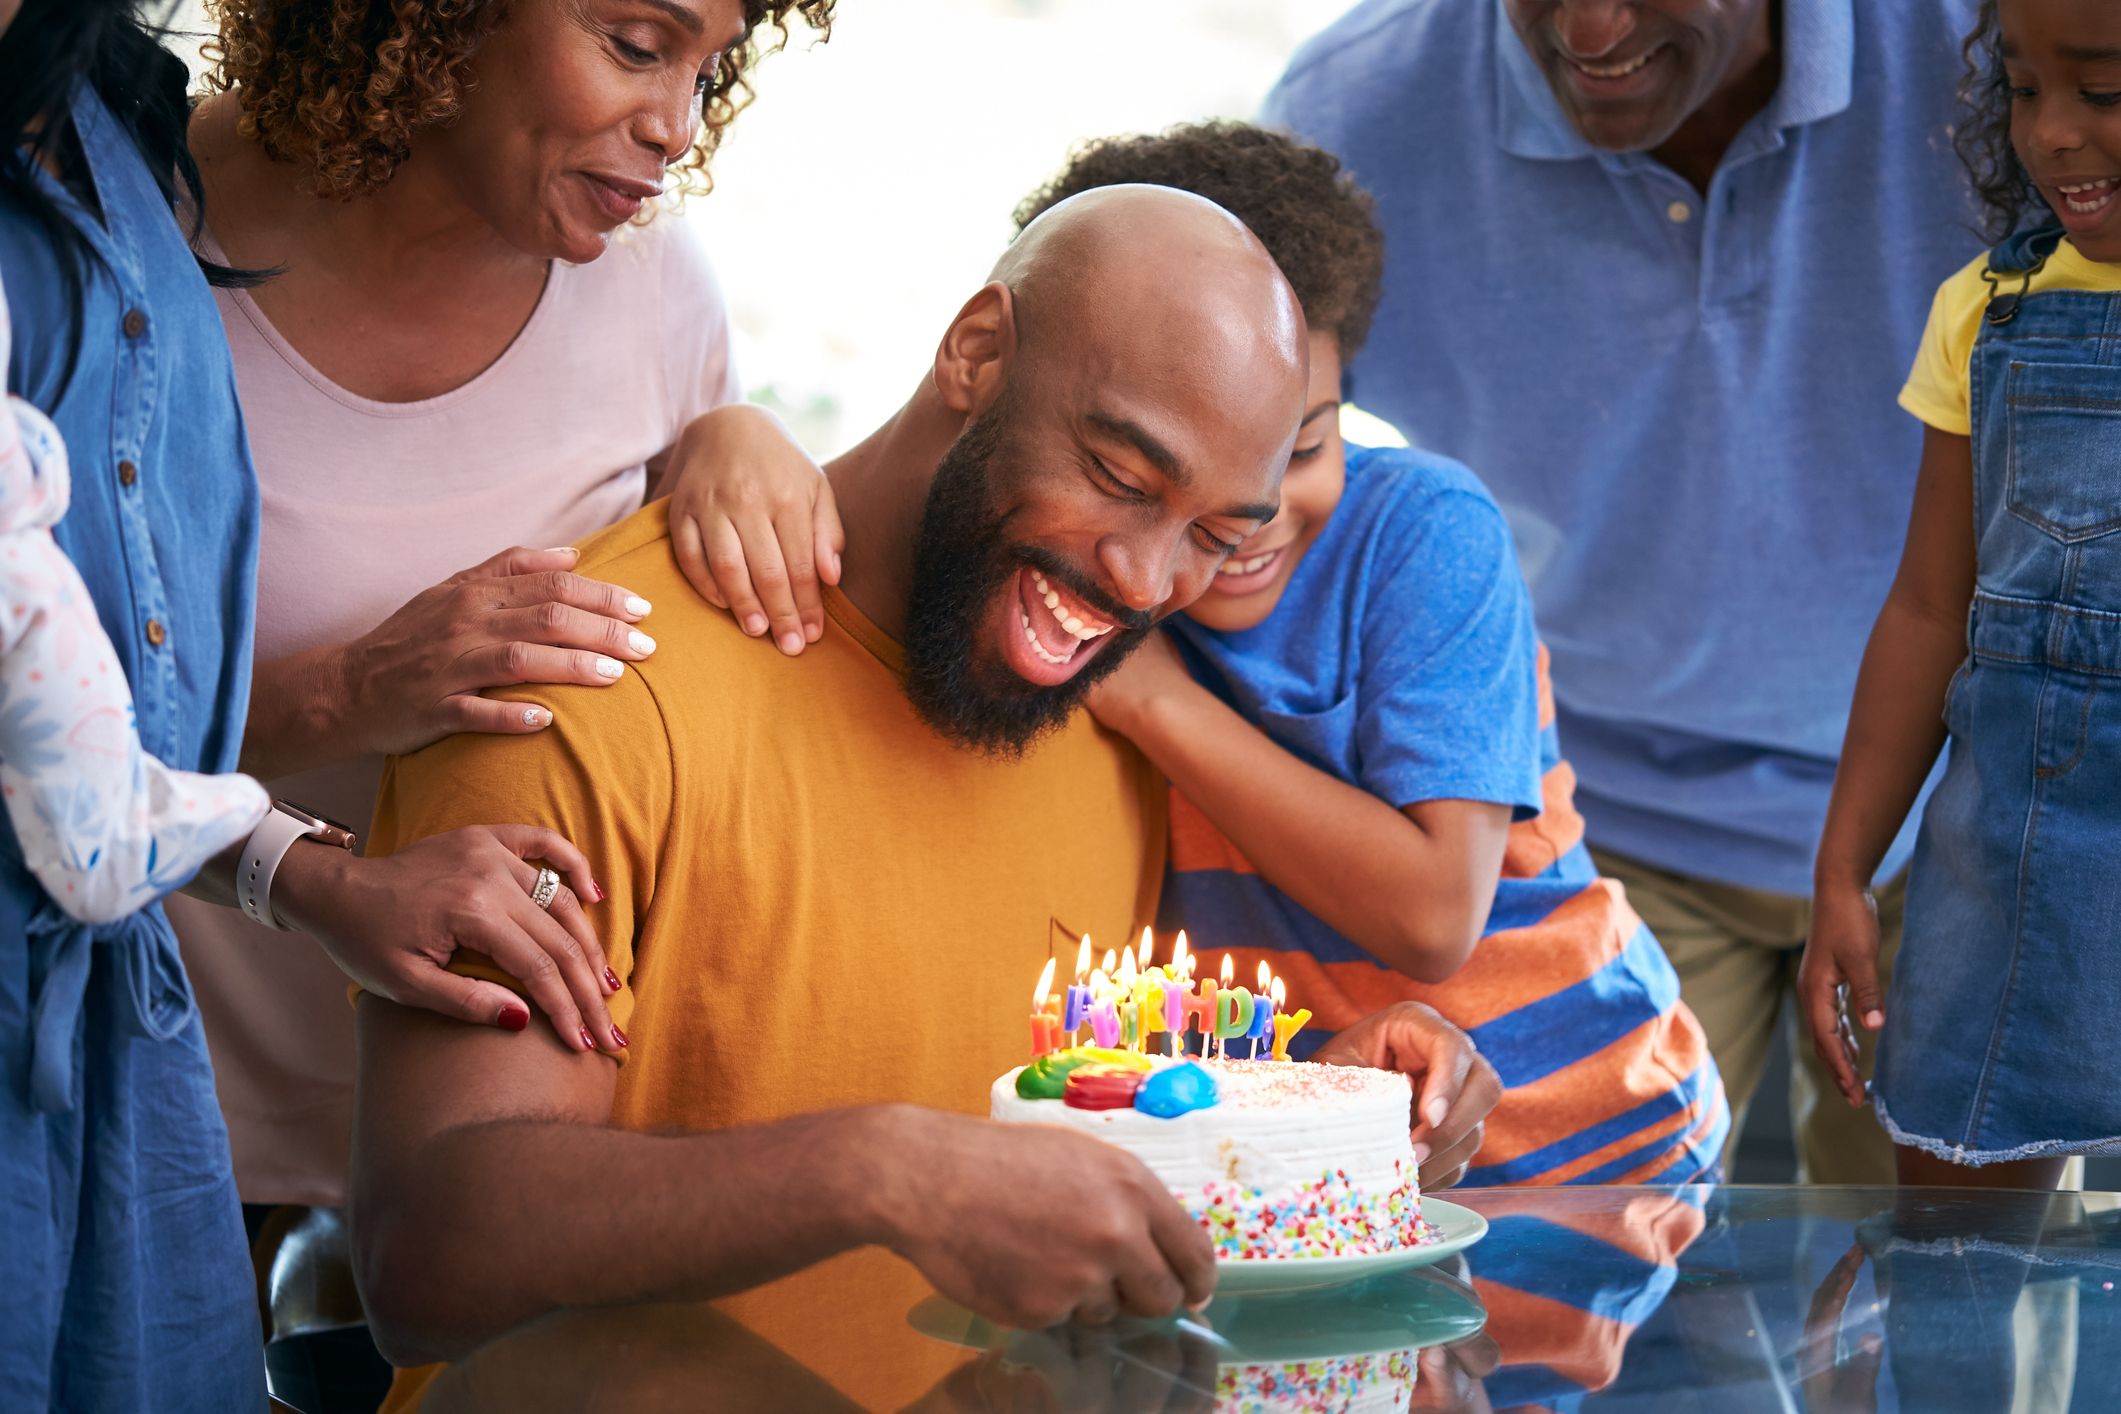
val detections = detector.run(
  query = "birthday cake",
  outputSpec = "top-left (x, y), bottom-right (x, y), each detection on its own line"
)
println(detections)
top-left (991, 1053), bottom-right (1427, 1261)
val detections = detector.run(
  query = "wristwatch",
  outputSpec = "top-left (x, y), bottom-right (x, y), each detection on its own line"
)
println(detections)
top-left (237, 799), bottom-right (357, 931)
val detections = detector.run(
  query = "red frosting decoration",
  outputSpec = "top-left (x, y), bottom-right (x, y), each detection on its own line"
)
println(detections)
top-left (1064, 1064), bottom-right (1147, 1111)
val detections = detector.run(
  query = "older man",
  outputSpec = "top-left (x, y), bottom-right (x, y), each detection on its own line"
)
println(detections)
top-left (1263, 0), bottom-right (1979, 1181)
top-left (348, 187), bottom-right (1499, 1412)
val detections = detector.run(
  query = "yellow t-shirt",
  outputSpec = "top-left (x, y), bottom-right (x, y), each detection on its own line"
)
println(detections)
top-left (1901, 238), bottom-right (2121, 435)
top-left (371, 501), bottom-right (1165, 1412)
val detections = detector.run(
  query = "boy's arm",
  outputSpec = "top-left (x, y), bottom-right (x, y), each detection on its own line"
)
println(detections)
top-left (351, 996), bottom-right (1217, 1366)
top-left (1089, 634), bottom-right (1508, 983)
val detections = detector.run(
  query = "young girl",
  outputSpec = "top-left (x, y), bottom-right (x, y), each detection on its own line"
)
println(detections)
top-left (1800, 0), bottom-right (2121, 1187)
top-left (1012, 124), bottom-right (1727, 1187)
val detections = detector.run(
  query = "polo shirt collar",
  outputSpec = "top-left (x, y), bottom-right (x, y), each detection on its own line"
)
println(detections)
top-left (1494, 0), bottom-right (1854, 162)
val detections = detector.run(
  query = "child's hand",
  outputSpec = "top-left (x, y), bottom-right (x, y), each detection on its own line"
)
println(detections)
top-left (1798, 884), bottom-right (1886, 1108)
top-left (1314, 1001), bottom-right (1502, 1191)
top-left (665, 405), bottom-right (844, 656)
top-left (1084, 629), bottom-right (1194, 736)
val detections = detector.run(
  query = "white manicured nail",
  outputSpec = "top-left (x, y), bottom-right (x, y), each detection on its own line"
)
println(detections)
top-left (544, 546), bottom-right (578, 555)
top-left (625, 595), bottom-right (652, 616)
top-left (628, 630), bottom-right (656, 655)
top-left (523, 707), bottom-right (551, 728)
top-left (594, 656), bottom-right (625, 679)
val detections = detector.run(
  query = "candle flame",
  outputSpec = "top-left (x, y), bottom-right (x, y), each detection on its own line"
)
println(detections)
top-left (1172, 930), bottom-right (1191, 980)
top-left (1101, 947), bottom-right (1118, 976)
top-left (1090, 968), bottom-right (1109, 995)
top-left (1118, 946), bottom-right (1139, 987)
top-left (1074, 935), bottom-right (1092, 983)
top-left (1033, 956), bottom-right (1056, 1009)
top-left (1258, 959), bottom-right (1272, 990)
top-left (1270, 975), bottom-right (1286, 1006)
top-left (1220, 952), bottom-right (1234, 986)
top-left (1138, 926), bottom-right (1154, 972)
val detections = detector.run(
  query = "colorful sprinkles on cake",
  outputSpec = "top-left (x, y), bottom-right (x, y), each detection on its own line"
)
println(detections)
top-left (1195, 1157), bottom-right (1428, 1260)
top-left (1215, 1350), bottom-right (1418, 1414)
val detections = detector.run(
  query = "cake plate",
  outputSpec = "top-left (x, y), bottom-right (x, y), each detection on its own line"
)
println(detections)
top-left (1211, 1195), bottom-right (1487, 1295)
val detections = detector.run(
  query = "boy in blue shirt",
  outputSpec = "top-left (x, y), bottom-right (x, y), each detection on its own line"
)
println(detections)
top-left (1018, 124), bottom-right (1726, 1185)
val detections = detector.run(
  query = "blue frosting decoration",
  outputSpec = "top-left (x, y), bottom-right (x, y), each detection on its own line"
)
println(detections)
top-left (1135, 1061), bottom-right (1220, 1118)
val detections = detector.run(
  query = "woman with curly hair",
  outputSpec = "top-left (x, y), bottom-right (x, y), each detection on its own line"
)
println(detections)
top-left (167, 0), bottom-right (835, 1224)
top-left (1801, 0), bottom-right (2121, 1190)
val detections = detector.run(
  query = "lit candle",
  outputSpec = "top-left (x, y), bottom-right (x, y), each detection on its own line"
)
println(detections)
top-left (1271, 1001), bottom-right (1312, 1062)
top-left (1246, 962), bottom-right (1277, 1057)
top-left (1062, 936), bottom-right (1093, 1041)
top-left (1213, 954), bottom-right (1253, 1059)
top-left (1088, 997), bottom-right (1122, 1048)
top-left (1102, 946), bottom-right (1118, 978)
top-left (1137, 926), bottom-right (1155, 975)
top-left (1179, 972), bottom-right (1217, 1049)
top-left (1030, 957), bottom-right (1059, 1058)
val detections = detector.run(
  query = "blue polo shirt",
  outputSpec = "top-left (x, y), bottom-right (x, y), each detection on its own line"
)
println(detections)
top-left (1263, 0), bottom-right (1980, 894)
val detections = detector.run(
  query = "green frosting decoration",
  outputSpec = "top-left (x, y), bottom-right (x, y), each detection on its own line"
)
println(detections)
top-left (1016, 1051), bottom-right (1101, 1099)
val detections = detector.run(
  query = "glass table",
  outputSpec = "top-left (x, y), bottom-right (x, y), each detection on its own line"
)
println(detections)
top-left (422, 1185), bottom-right (2121, 1411)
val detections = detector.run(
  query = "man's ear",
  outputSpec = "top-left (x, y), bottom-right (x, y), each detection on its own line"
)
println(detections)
top-left (932, 281), bottom-right (1017, 416)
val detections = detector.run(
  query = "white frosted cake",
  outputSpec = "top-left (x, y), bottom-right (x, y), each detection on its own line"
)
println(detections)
top-left (991, 1052), bottom-right (1427, 1260)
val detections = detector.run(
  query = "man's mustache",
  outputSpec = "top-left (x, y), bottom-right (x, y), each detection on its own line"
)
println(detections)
top-left (1009, 545), bottom-right (1155, 636)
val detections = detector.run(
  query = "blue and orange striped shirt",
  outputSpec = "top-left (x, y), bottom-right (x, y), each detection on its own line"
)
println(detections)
top-left (1162, 446), bottom-right (1726, 1187)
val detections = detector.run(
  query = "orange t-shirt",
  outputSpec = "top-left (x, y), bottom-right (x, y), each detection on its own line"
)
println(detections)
top-left (372, 501), bottom-right (1165, 1411)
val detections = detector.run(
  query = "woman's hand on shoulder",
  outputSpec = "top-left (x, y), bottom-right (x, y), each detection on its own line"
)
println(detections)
top-left (331, 545), bottom-right (658, 758)
top-left (664, 404), bottom-right (843, 656)
top-left (273, 822), bottom-right (625, 1055)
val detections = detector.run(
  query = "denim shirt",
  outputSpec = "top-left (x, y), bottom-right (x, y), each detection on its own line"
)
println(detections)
top-left (1, 84), bottom-right (260, 1112)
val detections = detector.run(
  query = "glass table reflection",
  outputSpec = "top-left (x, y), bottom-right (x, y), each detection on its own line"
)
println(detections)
top-left (422, 1185), bottom-right (2121, 1412)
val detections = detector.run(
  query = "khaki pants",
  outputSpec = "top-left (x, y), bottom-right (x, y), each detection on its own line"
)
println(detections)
top-left (1590, 847), bottom-right (1903, 1185)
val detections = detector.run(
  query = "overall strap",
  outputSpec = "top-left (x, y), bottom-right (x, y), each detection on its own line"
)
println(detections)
top-left (1981, 224), bottom-right (2066, 325)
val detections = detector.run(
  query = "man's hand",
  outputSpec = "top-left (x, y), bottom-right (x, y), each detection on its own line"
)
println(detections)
top-left (1314, 1002), bottom-right (1500, 1189)
top-left (875, 1109), bottom-right (1216, 1330)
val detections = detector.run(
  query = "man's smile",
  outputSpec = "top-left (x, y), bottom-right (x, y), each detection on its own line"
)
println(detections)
top-left (999, 565), bottom-right (1123, 688)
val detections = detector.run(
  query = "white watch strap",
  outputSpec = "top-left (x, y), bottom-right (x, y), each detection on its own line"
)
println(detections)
top-left (237, 807), bottom-right (317, 931)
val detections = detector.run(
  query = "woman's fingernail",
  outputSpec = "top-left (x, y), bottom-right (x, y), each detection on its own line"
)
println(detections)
top-left (594, 656), bottom-right (625, 679)
top-left (498, 1004), bottom-right (530, 1032)
top-left (604, 968), bottom-right (621, 993)
top-left (544, 546), bottom-right (579, 556)
top-left (625, 594), bottom-right (652, 616)
top-left (579, 1026), bottom-right (597, 1051)
top-left (522, 706), bottom-right (551, 728)
top-left (611, 1024), bottom-right (628, 1049)
top-left (1863, 1010), bottom-right (1884, 1028)
top-left (591, 879), bottom-right (605, 902)
top-left (743, 613), bottom-right (768, 636)
top-left (628, 630), bottom-right (656, 655)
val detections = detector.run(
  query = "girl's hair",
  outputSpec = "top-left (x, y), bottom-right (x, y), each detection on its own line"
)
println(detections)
top-left (1956, 0), bottom-right (2046, 243)
top-left (1012, 121), bottom-right (1386, 364)
top-left (0, 0), bottom-right (259, 393)
top-left (203, 0), bottom-right (834, 203)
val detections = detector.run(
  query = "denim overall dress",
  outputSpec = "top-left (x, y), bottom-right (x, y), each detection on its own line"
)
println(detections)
top-left (1874, 226), bottom-right (2121, 1164)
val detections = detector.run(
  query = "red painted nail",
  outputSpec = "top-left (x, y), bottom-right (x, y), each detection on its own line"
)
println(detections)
top-left (611, 1024), bottom-right (628, 1049)
top-left (579, 1026), bottom-right (596, 1051)
top-left (498, 1004), bottom-right (530, 1032)
top-left (604, 968), bottom-right (621, 993)
top-left (590, 880), bottom-right (605, 903)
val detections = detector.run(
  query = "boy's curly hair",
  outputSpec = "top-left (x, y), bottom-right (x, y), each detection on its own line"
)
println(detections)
top-left (203, 0), bottom-right (832, 201)
top-left (1012, 120), bottom-right (1385, 362)
top-left (1955, 0), bottom-right (2046, 242)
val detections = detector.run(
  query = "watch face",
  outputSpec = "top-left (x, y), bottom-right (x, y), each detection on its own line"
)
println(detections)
top-left (275, 800), bottom-right (358, 850)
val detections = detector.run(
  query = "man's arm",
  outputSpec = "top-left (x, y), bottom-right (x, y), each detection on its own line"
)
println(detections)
top-left (352, 996), bottom-right (1217, 1366)
top-left (351, 996), bottom-right (892, 1365)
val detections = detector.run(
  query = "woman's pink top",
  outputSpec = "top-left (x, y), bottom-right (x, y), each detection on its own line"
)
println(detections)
top-left (169, 217), bottom-right (739, 1206)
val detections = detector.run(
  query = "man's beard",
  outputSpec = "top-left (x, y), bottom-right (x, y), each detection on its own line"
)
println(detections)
top-left (901, 400), bottom-right (1149, 757)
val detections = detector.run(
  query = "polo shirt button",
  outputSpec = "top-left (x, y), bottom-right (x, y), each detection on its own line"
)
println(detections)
top-left (1666, 200), bottom-right (1693, 224)
top-left (122, 308), bottom-right (148, 339)
top-left (144, 618), bottom-right (167, 648)
top-left (117, 459), bottom-right (138, 487)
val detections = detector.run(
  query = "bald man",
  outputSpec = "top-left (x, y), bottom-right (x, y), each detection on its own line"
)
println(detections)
top-left (348, 188), bottom-right (1326, 1409)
